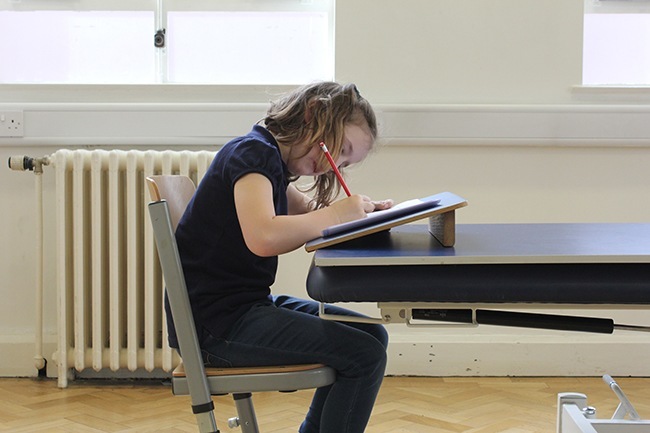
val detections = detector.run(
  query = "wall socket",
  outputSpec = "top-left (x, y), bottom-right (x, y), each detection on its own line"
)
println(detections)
top-left (0, 111), bottom-right (25, 137)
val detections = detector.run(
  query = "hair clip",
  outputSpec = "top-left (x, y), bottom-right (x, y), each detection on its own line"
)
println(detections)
top-left (353, 84), bottom-right (362, 99)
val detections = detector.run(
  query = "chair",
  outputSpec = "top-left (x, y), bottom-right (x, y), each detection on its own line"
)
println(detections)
top-left (146, 175), bottom-right (335, 433)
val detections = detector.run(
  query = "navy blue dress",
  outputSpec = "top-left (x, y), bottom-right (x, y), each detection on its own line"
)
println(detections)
top-left (167, 125), bottom-right (288, 347)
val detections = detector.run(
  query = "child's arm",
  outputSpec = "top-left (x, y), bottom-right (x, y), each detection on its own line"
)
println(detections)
top-left (286, 184), bottom-right (393, 215)
top-left (286, 184), bottom-right (313, 215)
top-left (234, 173), bottom-right (374, 256)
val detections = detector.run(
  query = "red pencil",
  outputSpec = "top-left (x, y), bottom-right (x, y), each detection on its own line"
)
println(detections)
top-left (319, 142), bottom-right (352, 197)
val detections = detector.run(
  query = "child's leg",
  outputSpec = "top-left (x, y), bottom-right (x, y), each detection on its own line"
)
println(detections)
top-left (200, 297), bottom-right (388, 433)
top-left (273, 295), bottom-right (389, 433)
top-left (271, 294), bottom-right (389, 348)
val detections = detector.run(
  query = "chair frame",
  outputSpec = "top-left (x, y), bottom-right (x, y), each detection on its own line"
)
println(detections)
top-left (148, 181), bottom-right (335, 433)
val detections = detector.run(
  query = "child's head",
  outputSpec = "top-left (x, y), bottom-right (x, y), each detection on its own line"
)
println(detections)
top-left (264, 81), bottom-right (377, 208)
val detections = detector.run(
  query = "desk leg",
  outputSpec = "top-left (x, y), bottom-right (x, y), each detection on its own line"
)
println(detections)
top-left (429, 210), bottom-right (456, 247)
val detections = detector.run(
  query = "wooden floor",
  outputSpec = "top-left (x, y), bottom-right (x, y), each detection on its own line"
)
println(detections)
top-left (1, 376), bottom-right (649, 432)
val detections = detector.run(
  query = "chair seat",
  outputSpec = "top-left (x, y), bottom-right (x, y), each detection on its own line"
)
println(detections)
top-left (174, 362), bottom-right (329, 377)
top-left (172, 362), bottom-right (336, 395)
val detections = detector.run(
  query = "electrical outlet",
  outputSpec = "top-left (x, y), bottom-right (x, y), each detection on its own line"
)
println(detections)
top-left (0, 111), bottom-right (25, 137)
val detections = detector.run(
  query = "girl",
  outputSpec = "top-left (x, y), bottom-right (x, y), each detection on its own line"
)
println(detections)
top-left (171, 81), bottom-right (392, 433)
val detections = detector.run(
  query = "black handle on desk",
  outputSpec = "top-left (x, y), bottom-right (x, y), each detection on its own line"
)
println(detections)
top-left (411, 309), bottom-right (614, 334)
top-left (476, 310), bottom-right (614, 334)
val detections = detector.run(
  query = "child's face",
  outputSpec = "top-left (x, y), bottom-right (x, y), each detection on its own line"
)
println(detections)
top-left (288, 123), bottom-right (374, 177)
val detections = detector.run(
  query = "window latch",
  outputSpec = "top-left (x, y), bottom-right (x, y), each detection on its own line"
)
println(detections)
top-left (154, 29), bottom-right (166, 48)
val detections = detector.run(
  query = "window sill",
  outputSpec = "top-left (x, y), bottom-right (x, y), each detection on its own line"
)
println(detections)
top-left (0, 83), bottom-right (300, 104)
top-left (572, 85), bottom-right (650, 103)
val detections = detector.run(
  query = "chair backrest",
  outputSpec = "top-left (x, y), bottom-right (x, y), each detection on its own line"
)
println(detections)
top-left (147, 176), bottom-right (216, 424)
top-left (146, 175), bottom-right (196, 230)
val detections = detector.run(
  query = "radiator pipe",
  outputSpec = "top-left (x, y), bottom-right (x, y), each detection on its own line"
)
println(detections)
top-left (33, 157), bottom-right (48, 374)
top-left (8, 155), bottom-right (51, 375)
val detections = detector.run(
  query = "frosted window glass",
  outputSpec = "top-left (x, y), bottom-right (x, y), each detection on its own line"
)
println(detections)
top-left (583, 14), bottom-right (650, 85)
top-left (0, 11), bottom-right (154, 84)
top-left (167, 11), bottom-right (331, 84)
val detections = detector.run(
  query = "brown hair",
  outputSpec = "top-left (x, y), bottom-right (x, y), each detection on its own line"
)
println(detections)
top-left (264, 81), bottom-right (377, 209)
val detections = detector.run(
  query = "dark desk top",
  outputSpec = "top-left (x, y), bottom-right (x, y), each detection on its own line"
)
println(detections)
top-left (307, 223), bottom-right (650, 305)
top-left (313, 223), bottom-right (650, 266)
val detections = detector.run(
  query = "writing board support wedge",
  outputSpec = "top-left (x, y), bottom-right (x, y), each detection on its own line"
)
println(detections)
top-left (429, 209), bottom-right (456, 247)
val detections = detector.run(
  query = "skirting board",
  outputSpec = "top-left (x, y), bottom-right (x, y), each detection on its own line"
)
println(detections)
top-left (385, 331), bottom-right (650, 377)
top-left (0, 337), bottom-right (57, 377)
top-left (2, 334), bottom-right (650, 378)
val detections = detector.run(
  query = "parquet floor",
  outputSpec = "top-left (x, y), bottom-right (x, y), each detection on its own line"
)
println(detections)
top-left (1, 376), bottom-right (649, 432)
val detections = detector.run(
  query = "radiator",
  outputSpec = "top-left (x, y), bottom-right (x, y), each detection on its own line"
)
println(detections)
top-left (52, 149), bottom-right (217, 388)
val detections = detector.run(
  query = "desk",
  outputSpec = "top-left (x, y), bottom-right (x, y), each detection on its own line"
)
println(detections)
top-left (306, 223), bottom-right (650, 432)
top-left (308, 223), bottom-right (650, 314)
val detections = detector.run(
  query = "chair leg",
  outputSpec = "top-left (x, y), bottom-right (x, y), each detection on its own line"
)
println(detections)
top-left (232, 393), bottom-right (260, 433)
top-left (194, 411), bottom-right (219, 433)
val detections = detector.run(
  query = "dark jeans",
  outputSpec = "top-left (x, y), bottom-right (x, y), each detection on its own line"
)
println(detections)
top-left (200, 295), bottom-right (389, 433)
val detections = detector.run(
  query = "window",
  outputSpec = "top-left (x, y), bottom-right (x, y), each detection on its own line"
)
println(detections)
top-left (0, 0), bottom-right (334, 85)
top-left (0, 9), bottom-right (154, 84)
top-left (583, 0), bottom-right (650, 86)
top-left (166, 10), bottom-right (330, 85)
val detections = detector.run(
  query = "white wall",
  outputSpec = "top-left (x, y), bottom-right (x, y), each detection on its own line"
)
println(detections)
top-left (335, 0), bottom-right (584, 104)
top-left (2, 0), bottom-right (650, 378)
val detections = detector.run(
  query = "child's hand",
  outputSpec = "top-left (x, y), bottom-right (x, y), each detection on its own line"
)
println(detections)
top-left (329, 194), bottom-right (376, 223)
top-left (371, 199), bottom-right (394, 211)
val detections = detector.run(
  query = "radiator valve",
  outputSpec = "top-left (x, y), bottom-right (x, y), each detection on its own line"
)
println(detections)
top-left (8, 155), bottom-right (50, 173)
